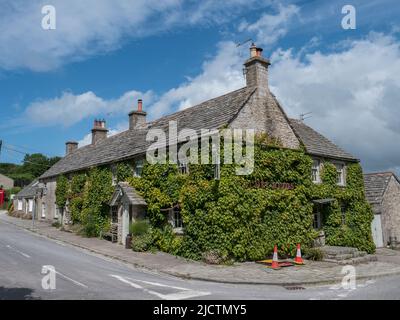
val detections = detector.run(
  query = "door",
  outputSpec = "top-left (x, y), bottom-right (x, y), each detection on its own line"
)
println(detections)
top-left (371, 214), bottom-right (384, 247)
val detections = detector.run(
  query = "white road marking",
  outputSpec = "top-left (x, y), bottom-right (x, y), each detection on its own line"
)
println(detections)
top-left (55, 270), bottom-right (88, 289)
top-left (6, 245), bottom-right (31, 258)
top-left (110, 274), bottom-right (210, 300)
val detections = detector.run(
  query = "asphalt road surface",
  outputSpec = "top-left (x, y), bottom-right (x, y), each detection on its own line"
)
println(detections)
top-left (0, 220), bottom-right (399, 300)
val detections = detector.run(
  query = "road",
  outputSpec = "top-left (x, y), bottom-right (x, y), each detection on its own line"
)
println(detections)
top-left (0, 220), bottom-right (399, 300)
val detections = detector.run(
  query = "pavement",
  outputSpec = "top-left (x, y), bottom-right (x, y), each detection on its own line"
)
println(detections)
top-left (1, 211), bottom-right (400, 287)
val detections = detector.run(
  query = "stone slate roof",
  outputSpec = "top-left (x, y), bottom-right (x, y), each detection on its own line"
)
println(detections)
top-left (16, 180), bottom-right (40, 199)
top-left (289, 119), bottom-right (357, 161)
top-left (118, 182), bottom-right (147, 205)
top-left (110, 182), bottom-right (147, 206)
top-left (363, 172), bottom-right (398, 205)
top-left (40, 86), bottom-right (357, 179)
top-left (40, 87), bottom-right (256, 179)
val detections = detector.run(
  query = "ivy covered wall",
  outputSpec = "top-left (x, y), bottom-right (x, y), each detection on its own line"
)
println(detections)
top-left (128, 139), bottom-right (375, 261)
top-left (55, 137), bottom-right (375, 261)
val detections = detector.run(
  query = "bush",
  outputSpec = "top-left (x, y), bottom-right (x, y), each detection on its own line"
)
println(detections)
top-left (202, 250), bottom-right (229, 265)
top-left (131, 233), bottom-right (154, 252)
top-left (52, 221), bottom-right (61, 228)
top-left (130, 220), bottom-right (150, 236)
top-left (303, 247), bottom-right (324, 261)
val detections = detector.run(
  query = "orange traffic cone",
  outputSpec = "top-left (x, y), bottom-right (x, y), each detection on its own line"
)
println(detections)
top-left (294, 243), bottom-right (304, 265)
top-left (271, 244), bottom-right (280, 269)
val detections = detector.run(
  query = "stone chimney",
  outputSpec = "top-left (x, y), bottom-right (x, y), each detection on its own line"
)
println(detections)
top-left (91, 119), bottom-right (108, 145)
top-left (65, 141), bottom-right (78, 156)
top-left (129, 99), bottom-right (147, 130)
top-left (243, 43), bottom-right (271, 90)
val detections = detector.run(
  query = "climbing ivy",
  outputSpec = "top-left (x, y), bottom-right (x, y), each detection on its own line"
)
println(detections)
top-left (68, 174), bottom-right (87, 223)
top-left (55, 175), bottom-right (69, 209)
top-left (79, 168), bottom-right (114, 236)
top-left (128, 134), bottom-right (375, 261)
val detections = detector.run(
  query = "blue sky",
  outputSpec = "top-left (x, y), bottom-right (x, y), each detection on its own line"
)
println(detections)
top-left (0, 0), bottom-right (400, 174)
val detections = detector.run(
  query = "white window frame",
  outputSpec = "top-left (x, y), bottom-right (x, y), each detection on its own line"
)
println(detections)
top-left (41, 203), bottom-right (46, 218)
top-left (17, 200), bottom-right (23, 211)
top-left (212, 143), bottom-right (220, 180)
top-left (28, 199), bottom-right (34, 212)
top-left (311, 159), bottom-right (321, 183)
top-left (134, 159), bottom-right (144, 177)
top-left (178, 160), bottom-right (189, 175)
top-left (172, 208), bottom-right (183, 229)
top-left (334, 162), bottom-right (346, 186)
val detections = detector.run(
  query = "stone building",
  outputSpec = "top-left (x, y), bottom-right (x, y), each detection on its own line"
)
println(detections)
top-left (13, 180), bottom-right (43, 219)
top-left (0, 173), bottom-right (14, 190)
top-left (364, 172), bottom-right (400, 248)
top-left (39, 44), bottom-right (359, 245)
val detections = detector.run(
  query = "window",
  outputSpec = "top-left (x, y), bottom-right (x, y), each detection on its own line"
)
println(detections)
top-left (41, 203), bottom-right (46, 218)
top-left (214, 164), bottom-right (221, 180)
top-left (341, 203), bottom-right (347, 225)
top-left (134, 159), bottom-right (144, 177)
top-left (17, 200), bottom-right (23, 211)
top-left (172, 207), bottom-right (183, 229)
top-left (111, 206), bottom-right (118, 223)
top-left (28, 199), bottom-right (34, 212)
top-left (335, 163), bottom-right (345, 186)
top-left (178, 160), bottom-right (189, 175)
top-left (212, 143), bottom-right (220, 180)
top-left (311, 159), bottom-right (320, 183)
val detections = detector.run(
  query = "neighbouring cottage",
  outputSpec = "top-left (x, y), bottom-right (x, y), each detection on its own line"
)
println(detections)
top-left (35, 44), bottom-right (373, 256)
top-left (0, 173), bottom-right (14, 190)
top-left (364, 172), bottom-right (400, 248)
top-left (12, 180), bottom-right (43, 219)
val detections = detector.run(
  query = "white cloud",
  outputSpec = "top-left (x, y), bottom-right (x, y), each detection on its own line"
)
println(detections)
top-left (0, 0), bottom-right (270, 71)
top-left (269, 32), bottom-right (400, 174)
top-left (78, 122), bottom-right (128, 147)
top-left (238, 4), bottom-right (299, 46)
top-left (23, 89), bottom-right (154, 127)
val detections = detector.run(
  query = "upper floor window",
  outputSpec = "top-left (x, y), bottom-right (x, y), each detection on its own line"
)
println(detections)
top-left (335, 163), bottom-right (345, 186)
top-left (178, 160), bottom-right (189, 175)
top-left (311, 159), bottom-right (321, 183)
top-left (134, 159), bottom-right (144, 177)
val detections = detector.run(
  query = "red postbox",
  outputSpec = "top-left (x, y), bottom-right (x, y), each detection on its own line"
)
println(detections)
top-left (0, 188), bottom-right (4, 206)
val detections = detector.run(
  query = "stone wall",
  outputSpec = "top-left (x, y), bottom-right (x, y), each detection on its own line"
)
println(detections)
top-left (381, 175), bottom-right (400, 245)
top-left (41, 178), bottom-right (57, 222)
top-left (230, 89), bottom-right (300, 150)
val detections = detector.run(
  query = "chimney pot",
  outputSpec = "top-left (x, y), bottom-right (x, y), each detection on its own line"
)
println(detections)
top-left (129, 99), bottom-right (147, 130)
top-left (244, 43), bottom-right (270, 89)
top-left (65, 141), bottom-right (78, 156)
top-left (91, 118), bottom-right (108, 144)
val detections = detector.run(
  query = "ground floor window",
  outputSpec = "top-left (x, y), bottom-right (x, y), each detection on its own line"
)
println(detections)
top-left (28, 199), bottom-right (34, 212)
top-left (41, 203), bottom-right (46, 218)
top-left (341, 203), bottom-right (347, 225)
top-left (172, 207), bottom-right (183, 229)
top-left (17, 200), bottom-right (22, 211)
top-left (111, 206), bottom-right (118, 223)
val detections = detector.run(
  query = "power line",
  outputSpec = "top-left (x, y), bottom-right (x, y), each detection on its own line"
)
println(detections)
top-left (1, 146), bottom-right (54, 169)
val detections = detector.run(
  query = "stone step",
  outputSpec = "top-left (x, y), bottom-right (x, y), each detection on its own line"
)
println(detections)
top-left (324, 253), bottom-right (354, 260)
top-left (320, 246), bottom-right (358, 256)
top-left (324, 255), bottom-right (377, 265)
